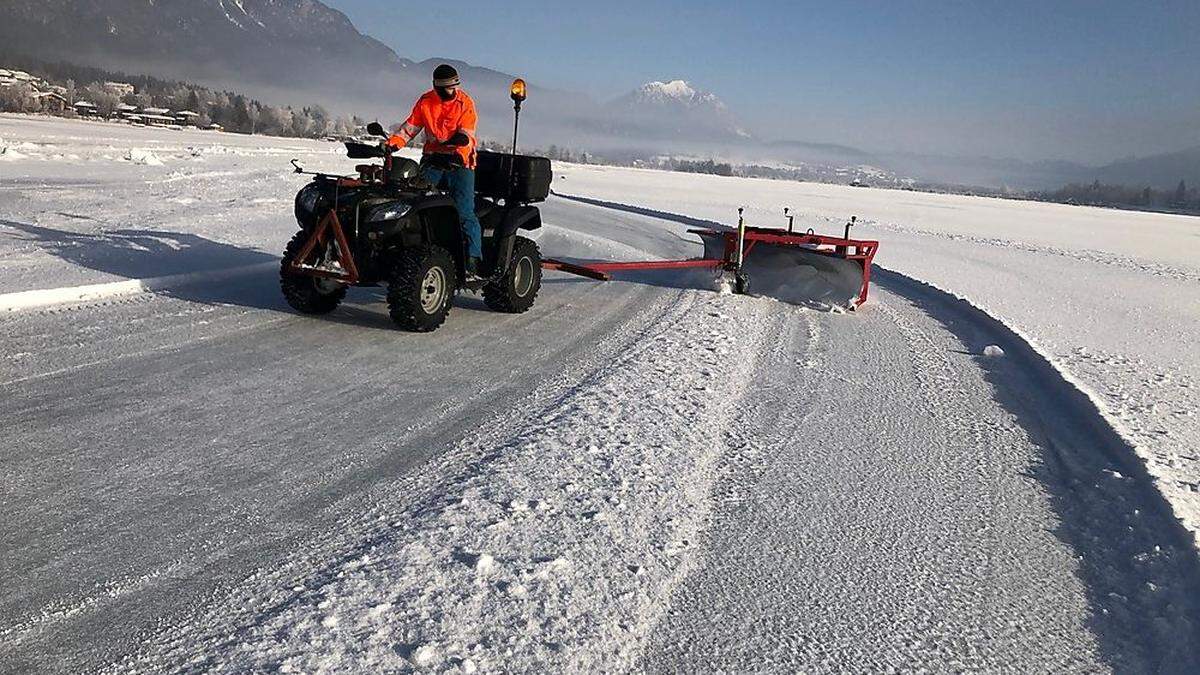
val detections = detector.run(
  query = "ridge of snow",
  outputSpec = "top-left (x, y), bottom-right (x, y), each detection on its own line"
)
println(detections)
top-left (217, 0), bottom-right (255, 30)
top-left (0, 262), bottom-right (275, 313)
top-left (219, 6), bottom-right (245, 29)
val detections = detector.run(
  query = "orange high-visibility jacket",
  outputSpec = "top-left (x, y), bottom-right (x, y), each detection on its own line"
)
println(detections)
top-left (389, 89), bottom-right (478, 169)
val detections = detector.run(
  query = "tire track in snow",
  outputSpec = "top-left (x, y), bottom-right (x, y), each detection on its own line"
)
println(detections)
top-left (4, 285), bottom-right (684, 673)
top-left (133, 290), bottom-right (774, 673)
top-left (640, 291), bottom-right (1114, 671)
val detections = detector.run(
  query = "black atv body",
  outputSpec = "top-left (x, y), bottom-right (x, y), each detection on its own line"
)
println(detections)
top-left (281, 140), bottom-right (549, 332)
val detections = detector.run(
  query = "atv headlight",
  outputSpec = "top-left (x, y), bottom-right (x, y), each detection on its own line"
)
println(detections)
top-left (366, 204), bottom-right (412, 222)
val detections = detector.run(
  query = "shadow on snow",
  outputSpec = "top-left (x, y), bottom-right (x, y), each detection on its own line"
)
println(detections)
top-left (873, 267), bottom-right (1200, 673)
top-left (1, 219), bottom-right (507, 330)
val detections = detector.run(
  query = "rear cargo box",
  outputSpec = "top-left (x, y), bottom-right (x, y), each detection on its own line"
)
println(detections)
top-left (475, 151), bottom-right (552, 202)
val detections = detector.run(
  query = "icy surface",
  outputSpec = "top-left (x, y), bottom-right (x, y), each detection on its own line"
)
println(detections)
top-left (2, 115), bottom-right (1199, 672)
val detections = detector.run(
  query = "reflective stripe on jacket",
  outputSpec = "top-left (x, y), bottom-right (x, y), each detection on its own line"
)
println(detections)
top-left (389, 89), bottom-right (478, 169)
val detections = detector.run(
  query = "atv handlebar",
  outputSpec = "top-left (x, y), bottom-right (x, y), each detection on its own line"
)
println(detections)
top-left (344, 140), bottom-right (390, 160)
top-left (292, 124), bottom-right (407, 185)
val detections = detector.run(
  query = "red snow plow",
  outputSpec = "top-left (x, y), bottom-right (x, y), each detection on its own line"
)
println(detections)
top-left (542, 208), bottom-right (878, 309)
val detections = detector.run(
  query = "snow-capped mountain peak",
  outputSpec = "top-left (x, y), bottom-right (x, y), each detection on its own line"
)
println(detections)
top-left (633, 80), bottom-right (724, 108)
top-left (646, 80), bottom-right (695, 98)
top-left (610, 79), bottom-right (750, 141)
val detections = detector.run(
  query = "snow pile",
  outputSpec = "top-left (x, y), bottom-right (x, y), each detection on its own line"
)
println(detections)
top-left (124, 149), bottom-right (165, 166)
top-left (0, 135), bottom-right (27, 161)
top-left (694, 230), bottom-right (862, 310)
top-left (163, 293), bottom-right (771, 672)
top-left (983, 345), bottom-right (1005, 358)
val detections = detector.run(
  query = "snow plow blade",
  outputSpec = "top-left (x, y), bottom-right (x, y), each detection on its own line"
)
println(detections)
top-left (693, 229), bottom-right (874, 310)
top-left (541, 210), bottom-right (878, 310)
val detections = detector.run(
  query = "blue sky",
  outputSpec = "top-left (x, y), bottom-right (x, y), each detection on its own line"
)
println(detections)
top-left (327, 0), bottom-right (1200, 163)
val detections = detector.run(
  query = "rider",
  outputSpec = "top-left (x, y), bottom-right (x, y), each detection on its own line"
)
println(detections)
top-left (388, 64), bottom-right (483, 277)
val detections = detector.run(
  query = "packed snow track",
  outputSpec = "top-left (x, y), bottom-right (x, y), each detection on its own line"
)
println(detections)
top-left (2, 116), bottom-right (1199, 673)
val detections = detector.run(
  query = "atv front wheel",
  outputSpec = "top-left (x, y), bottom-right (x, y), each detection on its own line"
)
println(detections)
top-left (388, 245), bottom-right (456, 332)
top-left (280, 231), bottom-right (347, 314)
top-left (483, 236), bottom-right (542, 313)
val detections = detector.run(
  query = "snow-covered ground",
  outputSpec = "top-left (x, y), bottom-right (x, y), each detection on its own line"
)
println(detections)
top-left (3, 115), bottom-right (1200, 673)
top-left (553, 164), bottom-right (1200, 541)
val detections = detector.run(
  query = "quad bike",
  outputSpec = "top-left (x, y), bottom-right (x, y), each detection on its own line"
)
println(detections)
top-left (281, 117), bottom-right (550, 332)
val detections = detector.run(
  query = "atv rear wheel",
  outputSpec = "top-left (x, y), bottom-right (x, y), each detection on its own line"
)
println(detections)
top-left (280, 231), bottom-right (347, 314)
top-left (483, 236), bottom-right (542, 313)
top-left (388, 245), bottom-right (456, 332)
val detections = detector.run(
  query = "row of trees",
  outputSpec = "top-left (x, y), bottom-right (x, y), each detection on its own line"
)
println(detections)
top-left (1033, 180), bottom-right (1199, 213)
top-left (671, 158), bottom-right (735, 177)
top-left (477, 138), bottom-right (595, 164)
top-left (0, 53), bottom-right (363, 139)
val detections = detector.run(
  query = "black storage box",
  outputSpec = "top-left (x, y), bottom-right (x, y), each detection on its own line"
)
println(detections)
top-left (475, 151), bottom-right (552, 202)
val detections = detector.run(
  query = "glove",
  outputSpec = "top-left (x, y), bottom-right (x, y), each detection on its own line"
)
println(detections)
top-left (442, 132), bottom-right (470, 147)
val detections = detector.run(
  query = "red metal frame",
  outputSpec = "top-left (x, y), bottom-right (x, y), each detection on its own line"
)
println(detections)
top-left (542, 224), bottom-right (880, 307)
top-left (541, 258), bottom-right (722, 280)
top-left (287, 202), bottom-right (361, 285)
top-left (287, 148), bottom-right (394, 287)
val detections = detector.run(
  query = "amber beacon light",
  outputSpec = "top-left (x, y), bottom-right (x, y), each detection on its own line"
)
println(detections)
top-left (509, 78), bottom-right (528, 155)
top-left (510, 78), bottom-right (527, 105)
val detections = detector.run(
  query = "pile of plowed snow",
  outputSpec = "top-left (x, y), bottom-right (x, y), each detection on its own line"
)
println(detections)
top-left (0, 135), bottom-right (27, 161)
top-left (125, 148), bottom-right (165, 166)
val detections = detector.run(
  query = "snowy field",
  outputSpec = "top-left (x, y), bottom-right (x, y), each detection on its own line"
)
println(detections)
top-left (554, 164), bottom-right (1200, 540)
top-left (3, 114), bottom-right (1200, 672)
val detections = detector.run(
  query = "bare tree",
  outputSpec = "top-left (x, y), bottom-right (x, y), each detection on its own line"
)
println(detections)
top-left (0, 83), bottom-right (39, 113)
top-left (247, 102), bottom-right (262, 134)
top-left (80, 84), bottom-right (121, 117)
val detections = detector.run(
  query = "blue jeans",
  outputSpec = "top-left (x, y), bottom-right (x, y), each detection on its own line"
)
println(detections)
top-left (420, 164), bottom-right (482, 259)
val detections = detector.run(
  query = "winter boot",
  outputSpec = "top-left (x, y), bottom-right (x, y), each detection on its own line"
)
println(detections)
top-left (465, 256), bottom-right (482, 280)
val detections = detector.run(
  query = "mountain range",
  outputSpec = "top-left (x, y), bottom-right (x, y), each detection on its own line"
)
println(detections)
top-left (2, 0), bottom-right (1195, 190)
top-left (0, 0), bottom-right (747, 146)
top-left (768, 143), bottom-right (1200, 192)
